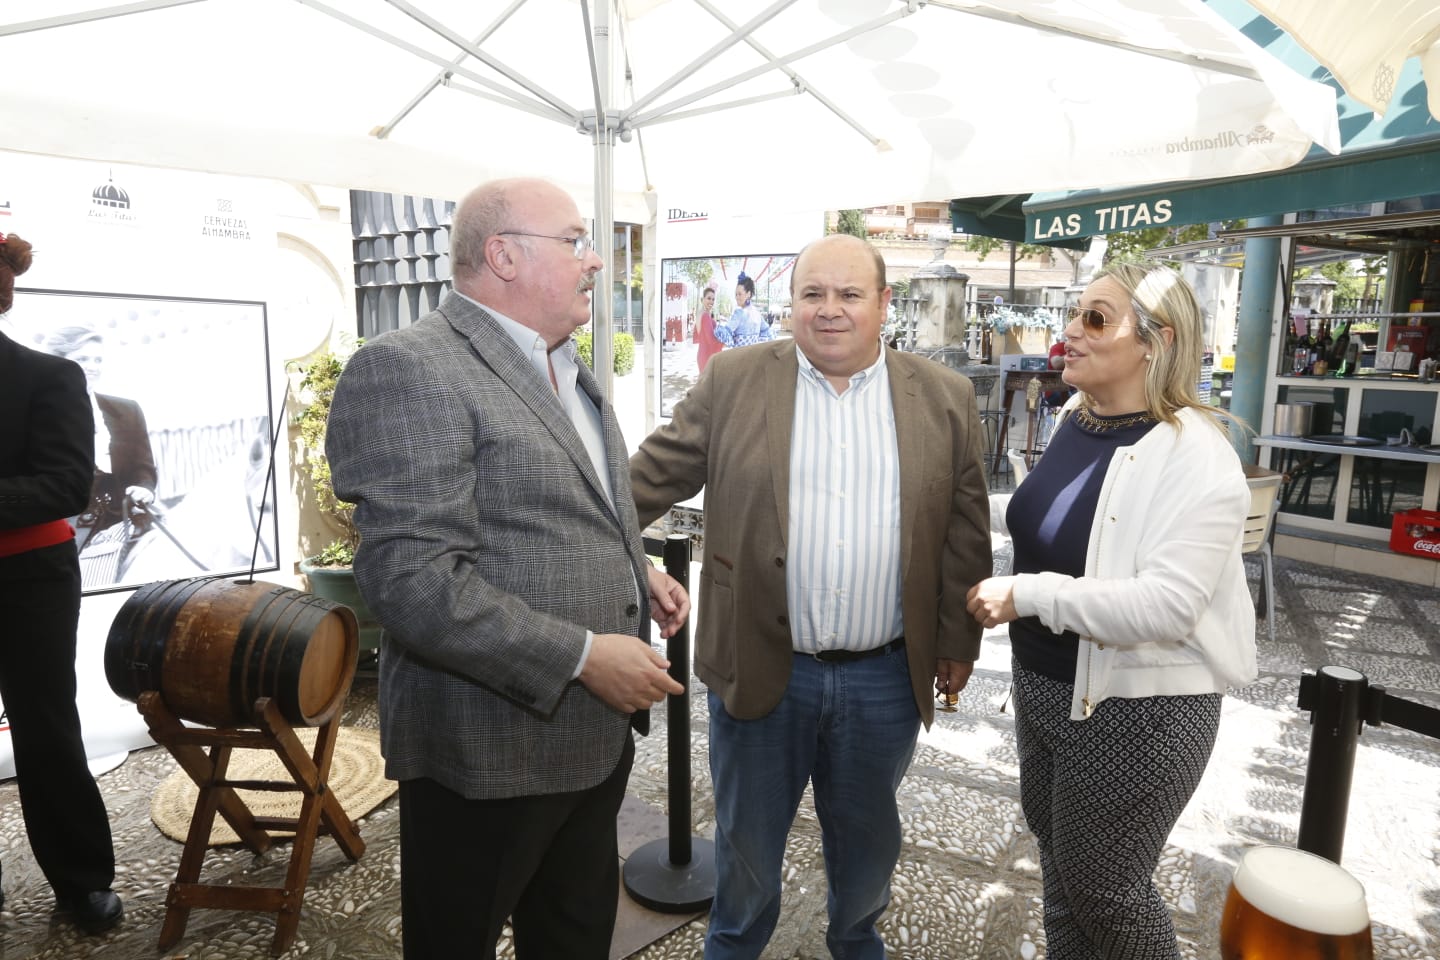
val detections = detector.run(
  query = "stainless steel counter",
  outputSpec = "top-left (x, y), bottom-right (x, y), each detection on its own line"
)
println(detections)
top-left (1254, 435), bottom-right (1440, 463)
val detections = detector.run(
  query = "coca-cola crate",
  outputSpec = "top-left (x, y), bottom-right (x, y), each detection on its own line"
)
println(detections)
top-left (1390, 509), bottom-right (1440, 560)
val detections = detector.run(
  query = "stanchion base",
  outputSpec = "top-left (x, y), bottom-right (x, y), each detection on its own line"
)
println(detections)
top-left (622, 837), bottom-right (717, 914)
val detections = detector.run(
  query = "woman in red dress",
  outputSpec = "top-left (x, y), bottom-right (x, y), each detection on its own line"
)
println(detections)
top-left (695, 282), bottom-right (723, 374)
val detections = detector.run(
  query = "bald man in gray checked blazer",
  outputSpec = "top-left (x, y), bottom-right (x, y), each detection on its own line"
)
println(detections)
top-left (326, 179), bottom-right (687, 960)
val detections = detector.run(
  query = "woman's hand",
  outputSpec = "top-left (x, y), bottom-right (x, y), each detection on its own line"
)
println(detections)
top-left (966, 576), bottom-right (1018, 629)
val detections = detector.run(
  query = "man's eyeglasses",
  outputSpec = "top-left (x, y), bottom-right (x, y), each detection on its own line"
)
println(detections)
top-left (1067, 305), bottom-right (1154, 339)
top-left (498, 231), bottom-right (593, 260)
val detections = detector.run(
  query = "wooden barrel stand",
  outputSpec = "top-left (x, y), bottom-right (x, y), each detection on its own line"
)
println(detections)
top-left (106, 576), bottom-right (368, 956)
top-left (137, 691), bottom-right (366, 956)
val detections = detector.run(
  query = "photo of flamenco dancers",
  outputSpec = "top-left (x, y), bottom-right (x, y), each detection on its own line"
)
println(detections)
top-left (660, 253), bottom-right (796, 418)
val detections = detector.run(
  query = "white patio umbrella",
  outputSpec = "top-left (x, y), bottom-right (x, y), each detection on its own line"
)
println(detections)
top-left (0, 0), bottom-right (1340, 386)
top-left (1246, 0), bottom-right (1440, 119)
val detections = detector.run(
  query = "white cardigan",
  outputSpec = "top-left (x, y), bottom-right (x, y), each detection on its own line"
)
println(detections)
top-left (993, 406), bottom-right (1258, 720)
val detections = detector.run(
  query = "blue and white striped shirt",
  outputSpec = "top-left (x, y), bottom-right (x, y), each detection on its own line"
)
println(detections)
top-left (787, 346), bottom-right (904, 654)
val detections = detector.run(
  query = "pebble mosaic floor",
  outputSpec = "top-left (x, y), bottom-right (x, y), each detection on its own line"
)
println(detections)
top-left (0, 551), bottom-right (1436, 959)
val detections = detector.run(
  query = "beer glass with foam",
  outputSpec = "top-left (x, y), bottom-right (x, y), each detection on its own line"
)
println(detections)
top-left (1220, 845), bottom-right (1373, 959)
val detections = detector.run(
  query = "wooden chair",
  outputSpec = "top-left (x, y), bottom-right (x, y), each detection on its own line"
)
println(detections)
top-left (1243, 466), bottom-right (1284, 645)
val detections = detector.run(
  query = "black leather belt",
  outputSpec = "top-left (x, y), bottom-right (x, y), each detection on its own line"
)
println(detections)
top-left (803, 636), bottom-right (904, 663)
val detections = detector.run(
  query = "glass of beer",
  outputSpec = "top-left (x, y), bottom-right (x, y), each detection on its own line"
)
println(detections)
top-left (1220, 845), bottom-right (1373, 959)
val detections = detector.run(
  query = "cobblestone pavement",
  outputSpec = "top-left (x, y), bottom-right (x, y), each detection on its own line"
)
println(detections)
top-left (0, 553), bottom-right (1436, 959)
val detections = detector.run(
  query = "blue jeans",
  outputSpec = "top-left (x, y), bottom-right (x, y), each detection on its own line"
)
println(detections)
top-left (704, 645), bottom-right (921, 960)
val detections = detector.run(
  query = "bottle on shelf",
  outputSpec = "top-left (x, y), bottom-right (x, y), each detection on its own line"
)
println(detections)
top-left (1289, 316), bottom-right (1308, 374)
top-left (1339, 339), bottom-right (1360, 377)
top-left (1328, 318), bottom-right (1350, 369)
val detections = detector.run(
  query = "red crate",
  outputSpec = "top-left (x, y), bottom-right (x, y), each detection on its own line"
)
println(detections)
top-left (1390, 509), bottom-right (1440, 560)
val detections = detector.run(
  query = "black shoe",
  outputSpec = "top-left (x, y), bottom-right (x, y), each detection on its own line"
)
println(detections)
top-left (58, 890), bottom-right (124, 934)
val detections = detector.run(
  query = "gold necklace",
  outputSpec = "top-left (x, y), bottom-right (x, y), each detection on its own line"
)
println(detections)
top-left (1072, 406), bottom-right (1156, 432)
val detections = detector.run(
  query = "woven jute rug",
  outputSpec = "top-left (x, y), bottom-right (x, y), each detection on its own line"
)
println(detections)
top-left (149, 726), bottom-right (396, 845)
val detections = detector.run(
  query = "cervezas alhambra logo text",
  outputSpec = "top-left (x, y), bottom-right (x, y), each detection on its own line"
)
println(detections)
top-left (1166, 124), bottom-right (1274, 155)
top-left (201, 197), bottom-right (251, 240)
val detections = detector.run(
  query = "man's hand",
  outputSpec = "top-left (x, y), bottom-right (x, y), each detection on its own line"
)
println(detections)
top-left (580, 633), bottom-right (685, 713)
top-left (966, 576), bottom-right (1018, 629)
top-left (646, 565), bottom-right (691, 639)
top-left (935, 658), bottom-right (975, 701)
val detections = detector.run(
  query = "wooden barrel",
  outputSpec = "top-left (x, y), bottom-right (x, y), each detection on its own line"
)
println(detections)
top-left (105, 577), bottom-right (359, 728)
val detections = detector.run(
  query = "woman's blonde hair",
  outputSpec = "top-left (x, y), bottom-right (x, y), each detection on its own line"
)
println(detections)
top-left (1090, 262), bottom-right (1243, 434)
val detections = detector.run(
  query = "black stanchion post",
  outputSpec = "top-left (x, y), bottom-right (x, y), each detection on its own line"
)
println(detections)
top-left (1296, 664), bottom-right (1369, 864)
top-left (623, 534), bottom-right (716, 913)
top-left (662, 534), bottom-right (694, 869)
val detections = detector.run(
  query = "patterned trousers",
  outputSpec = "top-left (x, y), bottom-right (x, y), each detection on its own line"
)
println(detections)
top-left (1012, 662), bottom-right (1221, 960)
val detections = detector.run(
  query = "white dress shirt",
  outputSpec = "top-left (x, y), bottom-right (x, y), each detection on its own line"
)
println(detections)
top-left (787, 345), bottom-right (904, 653)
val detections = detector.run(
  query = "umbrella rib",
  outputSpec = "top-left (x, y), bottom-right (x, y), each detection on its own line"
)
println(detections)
top-left (640, 89), bottom-right (813, 128)
top-left (382, 0), bottom-right (579, 121)
top-left (615, 18), bottom-right (654, 189)
top-left (626, 6), bottom-right (913, 131)
top-left (925, 1), bottom-right (1263, 81)
top-left (294, 0), bottom-right (575, 127)
top-left (691, 0), bottom-right (881, 147)
top-left (435, 80), bottom-right (582, 124)
top-left (625, 0), bottom-right (802, 120)
top-left (372, 0), bottom-right (528, 140)
top-left (0, 0), bottom-right (204, 37)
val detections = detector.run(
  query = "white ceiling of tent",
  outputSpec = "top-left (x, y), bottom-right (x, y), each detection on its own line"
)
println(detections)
top-left (0, 0), bottom-right (1340, 222)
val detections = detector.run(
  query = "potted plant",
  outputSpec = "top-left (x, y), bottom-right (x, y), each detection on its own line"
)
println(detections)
top-left (292, 341), bottom-right (382, 655)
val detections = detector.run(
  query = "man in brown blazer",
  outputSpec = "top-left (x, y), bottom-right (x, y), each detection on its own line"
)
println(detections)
top-left (630, 234), bottom-right (991, 959)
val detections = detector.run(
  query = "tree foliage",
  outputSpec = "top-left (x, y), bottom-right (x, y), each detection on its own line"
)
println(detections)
top-left (836, 209), bottom-right (868, 238)
top-left (677, 258), bottom-right (714, 292)
top-left (1293, 257), bottom-right (1388, 304)
top-left (574, 330), bottom-right (636, 376)
top-left (1104, 220), bottom-right (1247, 264)
top-left (962, 236), bottom-right (1051, 261)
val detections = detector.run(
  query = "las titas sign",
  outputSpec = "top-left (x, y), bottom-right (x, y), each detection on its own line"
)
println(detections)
top-left (1032, 199), bottom-right (1174, 240)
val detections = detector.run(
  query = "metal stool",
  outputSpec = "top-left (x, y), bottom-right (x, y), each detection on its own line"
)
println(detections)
top-left (970, 374), bottom-right (1000, 477)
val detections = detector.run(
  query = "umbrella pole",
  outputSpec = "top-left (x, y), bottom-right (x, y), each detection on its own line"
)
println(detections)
top-left (590, 0), bottom-right (616, 401)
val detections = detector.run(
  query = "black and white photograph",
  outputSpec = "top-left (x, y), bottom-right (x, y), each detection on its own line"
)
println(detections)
top-left (4, 289), bottom-right (277, 593)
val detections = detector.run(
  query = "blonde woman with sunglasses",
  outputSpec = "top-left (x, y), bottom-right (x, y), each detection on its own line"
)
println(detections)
top-left (967, 262), bottom-right (1256, 959)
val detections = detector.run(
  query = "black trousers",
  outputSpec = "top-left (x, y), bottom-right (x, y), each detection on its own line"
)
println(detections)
top-left (398, 733), bottom-right (634, 960)
top-left (0, 542), bottom-right (116, 897)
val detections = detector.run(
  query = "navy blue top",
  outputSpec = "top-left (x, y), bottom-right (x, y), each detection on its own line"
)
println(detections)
top-left (1006, 409), bottom-right (1159, 681)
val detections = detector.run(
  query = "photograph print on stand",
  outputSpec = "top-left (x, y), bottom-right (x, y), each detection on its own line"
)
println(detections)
top-left (659, 253), bottom-right (797, 418)
top-left (6, 288), bottom-right (277, 593)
